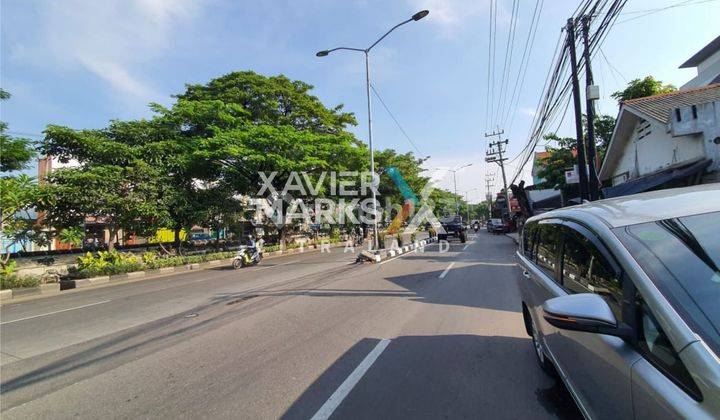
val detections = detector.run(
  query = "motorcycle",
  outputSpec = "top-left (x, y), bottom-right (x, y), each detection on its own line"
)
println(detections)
top-left (232, 245), bottom-right (263, 269)
top-left (473, 223), bottom-right (479, 233)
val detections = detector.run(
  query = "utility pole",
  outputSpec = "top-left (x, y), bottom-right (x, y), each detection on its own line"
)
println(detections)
top-left (581, 15), bottom-right (600, 200)
top-left (485, 131), bottom-right (512, 218)
top-left (566, 18), bottom-right (589, 202)
top-left (484, 174), bottom-right (494, 220)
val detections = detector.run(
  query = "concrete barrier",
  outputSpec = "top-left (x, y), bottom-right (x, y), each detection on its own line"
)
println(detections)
top-left (0, 289), bottom-right (12, 302)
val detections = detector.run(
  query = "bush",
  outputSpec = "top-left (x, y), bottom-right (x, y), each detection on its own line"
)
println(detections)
top-left (1, 274), bottom-right (41, 290)
top-left (76, 251), bottom-right (142, 276)
top-left (1, 260), bottom-right (42, 289)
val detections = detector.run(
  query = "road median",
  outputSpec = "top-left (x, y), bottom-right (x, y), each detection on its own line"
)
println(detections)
top-left (1, 241), bottom-right (348, 304)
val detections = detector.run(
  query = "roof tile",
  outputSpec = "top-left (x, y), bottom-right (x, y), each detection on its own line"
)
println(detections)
top-left (623, 83), bottom-right (720, 123)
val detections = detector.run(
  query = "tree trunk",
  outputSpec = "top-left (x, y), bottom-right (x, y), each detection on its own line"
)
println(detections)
top-left (173, 226), bottom-right (182, 253)
top-left (108, 226), bottom-right (118, 252)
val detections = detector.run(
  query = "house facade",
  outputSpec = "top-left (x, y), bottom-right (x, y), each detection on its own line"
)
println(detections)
top-left (680, 35), bottom-right (720, 89)
top-left (598, 83), bottom-right (720, 197)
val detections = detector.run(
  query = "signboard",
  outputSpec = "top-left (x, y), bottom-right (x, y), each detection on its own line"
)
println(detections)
top-left (565, 165), bottom-right (579, 184)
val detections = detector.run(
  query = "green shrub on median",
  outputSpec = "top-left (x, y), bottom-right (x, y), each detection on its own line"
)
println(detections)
top-left (0, 260), bottom-right (41, 290)
top-left (69, 250), bottom-right (238, 278)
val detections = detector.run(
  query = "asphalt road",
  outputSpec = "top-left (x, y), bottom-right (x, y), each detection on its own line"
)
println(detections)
top-left (0, 232), bottom-right (581, 419)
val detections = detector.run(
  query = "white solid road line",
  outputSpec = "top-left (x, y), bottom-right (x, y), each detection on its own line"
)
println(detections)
top-left (439, 262), bottom-right (455, 279)
top-left (311, 338), bottom-right (391, 420)
top-left (0, 300), bottom-right (112, 326)
top-left (462, 244), bottom-right (470, 251)
top-left (475, 261), bottom-right (517, 267)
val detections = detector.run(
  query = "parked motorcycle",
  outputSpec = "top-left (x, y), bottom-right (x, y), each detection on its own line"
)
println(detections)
top-left (232, 245), bottom-right (262, 268)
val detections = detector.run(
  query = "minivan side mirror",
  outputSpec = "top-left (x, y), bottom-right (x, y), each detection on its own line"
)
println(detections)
top-left (543, 294), bottom-right (632, 340)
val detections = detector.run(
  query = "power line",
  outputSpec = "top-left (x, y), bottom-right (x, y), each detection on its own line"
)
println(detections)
top-left (599, 46), bottom-right (626, 82)
top-left (496, 0), bottom-right (520, 124)
top-left (615, 0), bottom-right (717, 23)
top-left (502, 0), bottom-right (545, 130)
top-left (485, 0), bottom-right (495, 129)
top-left (489, 0), bottom-right (498, 127)
top-left (369, 83), bottom-right (423, 156)
top-left (507, 0), bottom-right (627, 186)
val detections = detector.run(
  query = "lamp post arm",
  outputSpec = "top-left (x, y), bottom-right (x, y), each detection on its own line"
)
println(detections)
top-left (324, 47), bottom-right (366, 54)
top-left (367, 18), bottom-right (414, 52)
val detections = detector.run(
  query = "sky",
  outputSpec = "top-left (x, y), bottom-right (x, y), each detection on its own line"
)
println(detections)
top-left (2, 0), bottom-right (719, 203)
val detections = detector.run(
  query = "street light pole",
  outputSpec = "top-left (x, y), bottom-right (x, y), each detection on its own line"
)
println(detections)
top-left (436, 163), bottom-right (472, 215)
top-left (462, 188), bottom-right (478, 223)
top-left (317, 10), bottom-right (429, 251)
top-left (363, 51), bottom-right (377, 250)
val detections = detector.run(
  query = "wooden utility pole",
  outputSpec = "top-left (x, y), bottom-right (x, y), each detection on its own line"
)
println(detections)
top-left (566, 18), bottom-right (589, 202)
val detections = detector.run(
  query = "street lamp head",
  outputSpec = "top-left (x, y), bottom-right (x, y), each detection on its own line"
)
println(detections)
top-left (316, 50), bottom-right (329, 57)
top-left (412, 10), bottom-right (430, 21)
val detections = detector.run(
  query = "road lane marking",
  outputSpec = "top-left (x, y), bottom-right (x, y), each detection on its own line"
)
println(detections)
top-left (439, 262), bottom-right (455, 278)
top-left (475, 261), bottom-right (517, 267)
top-left (0, 300), bottom-right (112, 325)
top-left (311, 339), bottom-right (391, 420)
top-left (462, 244), bottom-right (470, 251)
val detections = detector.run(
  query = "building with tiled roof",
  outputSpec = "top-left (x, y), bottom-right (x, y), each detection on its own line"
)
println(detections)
top-left (599, 83), bottom-right (720, 198)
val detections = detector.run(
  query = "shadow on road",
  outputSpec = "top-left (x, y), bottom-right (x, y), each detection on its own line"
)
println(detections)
top-left (282, 334), bottom-right (581, 420)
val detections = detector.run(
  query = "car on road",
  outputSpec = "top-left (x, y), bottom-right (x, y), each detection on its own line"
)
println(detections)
top-left (437, 215), bottom-right (467, 243)
top-left (517, 184), bottom-right (720, 419)
top-left (486, 218), bottom-right (506, 234)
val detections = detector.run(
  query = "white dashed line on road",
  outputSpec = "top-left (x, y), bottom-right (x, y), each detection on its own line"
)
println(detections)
top-left (311, 339), bottom-right (391, 420)
top-left (462, 244), bottom-right (469, 251)
top-left (0, 300), bottom-right (112, 325)
top-left (439, 262), bottom-right (455, 279)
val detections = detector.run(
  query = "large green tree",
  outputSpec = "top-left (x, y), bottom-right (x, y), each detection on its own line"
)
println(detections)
top-left (1, 89), bottom-right (37, 172)
top-left (41, 71), bottom-right (367, 248)
top-left (37, 163), bottom-right (168, 251)
top-left (536, 134), bottom-right (576, 189)
top-left (1, 90), bottom-right (45, 265)
top-left (0, 175), bottom-right (48, 266)
top-left (611, 76), bottom-right (676, 102)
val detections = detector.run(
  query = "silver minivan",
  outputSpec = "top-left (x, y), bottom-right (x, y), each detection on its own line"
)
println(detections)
top-left (517, 184), bottom-right (720, 419)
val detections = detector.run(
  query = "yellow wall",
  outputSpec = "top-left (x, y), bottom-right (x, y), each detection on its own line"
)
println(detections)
top-left (150, 228), bottom-right (187, 243)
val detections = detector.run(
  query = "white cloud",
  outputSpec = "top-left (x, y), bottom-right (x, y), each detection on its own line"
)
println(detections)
top-left (12, 0), bottom-right (205, 106)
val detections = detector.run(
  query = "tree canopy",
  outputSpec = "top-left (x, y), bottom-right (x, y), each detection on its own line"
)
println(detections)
top-left (39, 71), bottom-right (371, 249)
top-left (611, 76), bottom-right (676, 102)
top-left (1, 89), bottom-right (37, 172)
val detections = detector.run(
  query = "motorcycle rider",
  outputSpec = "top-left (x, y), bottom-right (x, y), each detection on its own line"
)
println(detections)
top-left (246, 234), bottom-right (260, 262)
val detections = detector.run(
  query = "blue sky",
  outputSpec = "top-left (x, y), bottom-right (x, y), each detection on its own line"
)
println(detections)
top-left (2, 0), bottom-right (719, 200)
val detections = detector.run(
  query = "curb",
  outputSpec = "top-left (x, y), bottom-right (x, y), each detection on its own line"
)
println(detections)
top-left (0, 241), bottom-right (350, 303)
top-left (360, 237), bottom-right (437, 264)
top-left (504, 233), bottom-right (520, 245)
